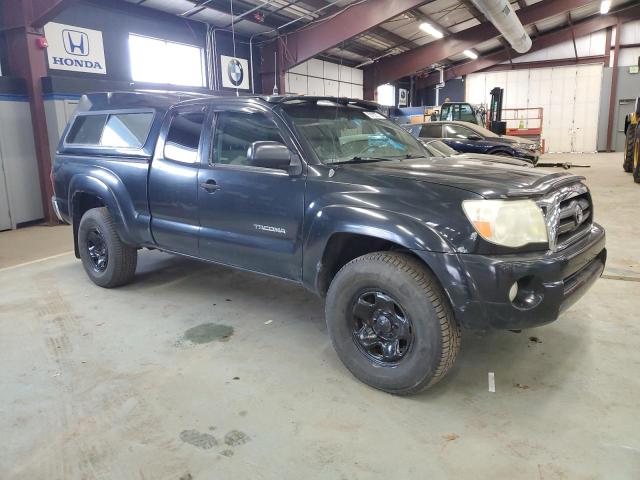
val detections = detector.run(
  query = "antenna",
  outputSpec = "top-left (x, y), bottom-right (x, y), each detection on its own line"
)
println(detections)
top-left (230, 0), bottom-right (239, 97)
top-left (273, 49), bottom-right (279, 95)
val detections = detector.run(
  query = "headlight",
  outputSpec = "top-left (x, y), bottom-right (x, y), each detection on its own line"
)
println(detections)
top-left (462, 199), bottom-right (548, 247)
top-left (514, 143), bottom-right (538, 151)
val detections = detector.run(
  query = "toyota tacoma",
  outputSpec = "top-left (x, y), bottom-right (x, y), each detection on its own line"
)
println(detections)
top-left (51, 92), bottom-right (606, 395)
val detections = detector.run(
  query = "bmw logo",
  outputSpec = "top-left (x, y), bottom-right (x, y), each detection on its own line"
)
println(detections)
top-left (228, 58), bottom-right (244, 87)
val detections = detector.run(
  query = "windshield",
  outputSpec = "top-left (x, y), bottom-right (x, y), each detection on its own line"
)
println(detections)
top-left (423, 139), bottom-right (458, 157)
top-left (281, 102), bottom-right (427, 164)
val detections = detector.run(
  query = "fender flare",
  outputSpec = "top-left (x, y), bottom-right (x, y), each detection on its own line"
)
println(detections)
top-left (302, 205), bottom-right (454, 292)
top-left (68, 173), bottom-right (139, 249)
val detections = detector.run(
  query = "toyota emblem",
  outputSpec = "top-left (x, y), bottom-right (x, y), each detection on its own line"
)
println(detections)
top-left (574, 204), bottom-right (584, 225)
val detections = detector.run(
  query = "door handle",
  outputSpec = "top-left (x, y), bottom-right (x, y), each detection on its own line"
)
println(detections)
top-left (200, 180), bottom-right (220, 193)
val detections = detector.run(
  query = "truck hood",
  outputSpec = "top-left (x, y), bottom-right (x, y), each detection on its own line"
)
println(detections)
top-left (455, 152), bottom-right (532, 167)
top-left (339, 156), bottom-right (582, 199)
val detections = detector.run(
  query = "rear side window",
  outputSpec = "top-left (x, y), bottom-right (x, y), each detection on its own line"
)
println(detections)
top-left (67, 115), bottom-right (108, 144)
top-left (420, 124), bottom-right (442, 138)
top-left (66, 112), bottom-right (154, 148)
top-left (163, 111), bottom-right (205, 164)
top-left (101, 113), bottom-right (154, 148)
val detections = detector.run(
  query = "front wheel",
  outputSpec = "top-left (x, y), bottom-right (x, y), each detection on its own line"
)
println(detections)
top-left (624, 123), bottom-right (636, 173)
top-left (78, 207), bottom-right (137, 288)
top-left (325, 252), bottom-right (461, 395)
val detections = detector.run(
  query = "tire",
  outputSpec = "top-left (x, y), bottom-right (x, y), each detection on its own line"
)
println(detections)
top-left (623, 123), bottom-right (636, 173)
top-left (633, 131), bottom-right (640, 183)
top-left (78, 207), bottom-right (137, 288)
top-left (325, 252), bottom-right (461, 395)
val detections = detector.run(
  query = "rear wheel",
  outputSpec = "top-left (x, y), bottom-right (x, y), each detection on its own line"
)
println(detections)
top-left (78, 207), bottom-right (137, 288)
top-left (325, 252), bottom-right (461, 395)
top-left (624, 123), bottom-right (636, 173)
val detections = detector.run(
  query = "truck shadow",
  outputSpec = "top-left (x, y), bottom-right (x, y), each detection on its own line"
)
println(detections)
top-left (121, 250), bottom-right (589, 400)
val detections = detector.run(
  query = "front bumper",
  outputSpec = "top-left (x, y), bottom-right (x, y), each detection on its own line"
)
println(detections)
top-left (415, 223), bottom-right (606, 330)
top-left (514, 149), bottom-right (540, 164)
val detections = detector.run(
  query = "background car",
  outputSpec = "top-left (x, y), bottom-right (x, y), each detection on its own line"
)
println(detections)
top-left (421, 139), bottom-right (532, 168)
top-left (405, 120), bottom-right (540, 164)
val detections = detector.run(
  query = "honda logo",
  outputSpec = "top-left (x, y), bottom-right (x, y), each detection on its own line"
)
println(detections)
top-left (63, 29), bottom-right (89, 56)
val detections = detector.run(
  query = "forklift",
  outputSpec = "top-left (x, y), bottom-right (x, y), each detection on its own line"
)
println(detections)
top-left (623, 97), bottom-right (640, 183)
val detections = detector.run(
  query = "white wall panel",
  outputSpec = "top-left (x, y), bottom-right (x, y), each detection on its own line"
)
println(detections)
top-left (288, 73), bottom-right (307, 94)
top-left (572, 64), bottom-right (602, 152)
top-left (307, 76), bottom-right (324, 96)
top-left (323, 61), bottom-right (339, 80)
top-left (286, 59), bottom-right (363, 96)
top-left (619, 47), bottom-right (640, 67)
top-left (351, 68), bottom-right (363, 85)
top-left (324, 79), bottom-right (339, 96)
top-left (339, 65), bottom-right (351, 83)
top-left (308, 58), bottom-right (324, 77)
top-left (289, 61), bottom-right (307, 75)
top-left (620, 20), bottom-right (640, 44)
top-left (338, 82), bottom-right (352, 97)
top-left (0, 100), bottom-right (42, 225)
top-left (466, 64), bottom-right (603, 153)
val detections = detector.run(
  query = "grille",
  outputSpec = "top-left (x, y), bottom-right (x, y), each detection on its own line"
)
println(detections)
top-left (556, 192), bottom-right (592, 246)
top-left (538, 183), bottom-right (593, 251)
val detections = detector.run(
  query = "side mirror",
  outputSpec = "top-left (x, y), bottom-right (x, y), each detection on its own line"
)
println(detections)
top-left (467, 135), bottom-right (482, 141)
top-left (247, 141), bottom-right (301, 175)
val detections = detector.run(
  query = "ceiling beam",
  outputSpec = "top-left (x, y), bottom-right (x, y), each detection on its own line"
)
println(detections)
top-left (300, 0), bottom-right (420, 50)
top-left (415, 2), bottom-right (640, 88)
top-left (31, 0), bottom-right (80, 27)
top-left (268, 0), bottom-right (427, 71)
top-left (363, 0), bottom-right (596, 95)
top-left (481, 55), bottom-right (606, 71)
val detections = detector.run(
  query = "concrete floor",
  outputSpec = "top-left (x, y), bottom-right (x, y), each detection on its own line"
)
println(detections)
top-left (1, 153), bottom-right (639, 479)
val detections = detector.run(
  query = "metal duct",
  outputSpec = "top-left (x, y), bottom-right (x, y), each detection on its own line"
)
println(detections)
top-left (470, 0), bottom-right (532, 53)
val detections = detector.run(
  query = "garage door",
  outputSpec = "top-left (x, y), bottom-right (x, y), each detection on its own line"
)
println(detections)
top-left (466, 64), bottom-right (603, 153)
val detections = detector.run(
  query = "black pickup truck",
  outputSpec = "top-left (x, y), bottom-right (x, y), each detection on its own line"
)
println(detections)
top-left (51, 92), bottom-right (606, 395)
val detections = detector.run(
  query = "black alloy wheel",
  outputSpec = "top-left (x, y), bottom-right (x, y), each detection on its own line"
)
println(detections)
top-left (86, 227), bottom-right (108, 273)
top-left (351, 290), bottom-right (414, 365)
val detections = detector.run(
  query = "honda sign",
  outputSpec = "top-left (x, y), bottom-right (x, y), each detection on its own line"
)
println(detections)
top-left (44, 22), bottom-right (107, 74)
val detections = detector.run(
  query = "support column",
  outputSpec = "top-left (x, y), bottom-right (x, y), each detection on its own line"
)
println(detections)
top-left (606, 18), bottom-right (622, 152)
top-left (2, 1), bottom-right (56, 223)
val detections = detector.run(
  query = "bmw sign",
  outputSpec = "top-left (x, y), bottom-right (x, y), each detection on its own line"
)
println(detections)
top-left (221, 55), bottom-right (250, 90)
top-left (44, 22), bottom-right (107, 74)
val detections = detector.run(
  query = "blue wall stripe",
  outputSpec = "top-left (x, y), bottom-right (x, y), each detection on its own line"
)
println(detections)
top-left (0, 94), bottom-right (28, 101)
top-left (43, 93), bottom-right (83, 101)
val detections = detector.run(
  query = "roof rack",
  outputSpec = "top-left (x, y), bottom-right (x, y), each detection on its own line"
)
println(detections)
top-left (265, 95), bottom-right (379, 110)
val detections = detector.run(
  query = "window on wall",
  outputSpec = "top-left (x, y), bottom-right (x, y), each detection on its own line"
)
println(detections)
top-left (376, 84), bottom-right (395, 106)
top-left (128, 34), bottom-right (206, 87)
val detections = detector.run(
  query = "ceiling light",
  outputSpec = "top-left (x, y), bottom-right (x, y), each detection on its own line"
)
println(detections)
top-left (463, 49), bottom-right (478, 60)
top-left (600, 0), bottom-right (611, 14)
top-left (419, 22), bottom-right (444, 39)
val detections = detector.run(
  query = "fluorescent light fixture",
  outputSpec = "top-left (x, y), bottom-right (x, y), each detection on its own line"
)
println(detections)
top-left (463, 49), bottom-right (478, 60)
top-left (419, 22), bottom-right (444, 39)
top-left (600, 0), bottom-right (611, 14)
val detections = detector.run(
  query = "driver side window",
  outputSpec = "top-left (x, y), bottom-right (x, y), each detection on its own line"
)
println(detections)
top-left (213, 111), bottom-right (285, 167)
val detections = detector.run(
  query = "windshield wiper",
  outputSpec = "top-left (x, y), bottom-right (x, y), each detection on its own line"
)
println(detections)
top-left (332, 156), bottom-right (393, 165)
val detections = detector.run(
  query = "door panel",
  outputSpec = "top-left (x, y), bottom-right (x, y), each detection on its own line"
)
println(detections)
top-left (148, 108), bottom-right (206, 255)
top-left (197, 108), bottom-right (305, 280)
